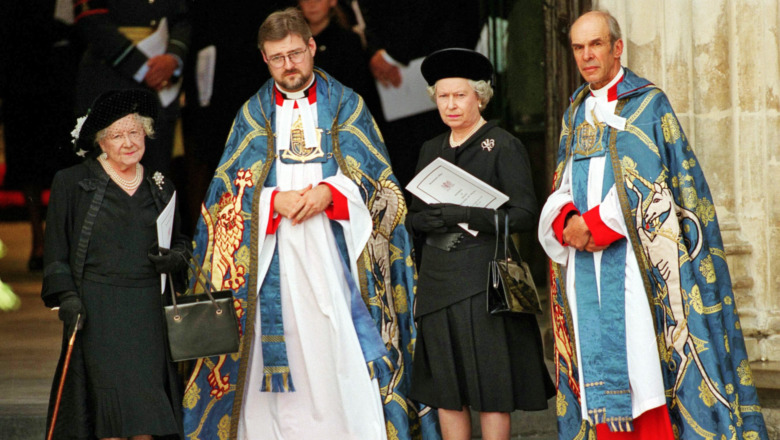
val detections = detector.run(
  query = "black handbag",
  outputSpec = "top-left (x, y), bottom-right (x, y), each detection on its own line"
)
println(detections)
top-left (487, 211), bottom-right (543, 315)
top-left (163, 257), bottom-right (240, 362)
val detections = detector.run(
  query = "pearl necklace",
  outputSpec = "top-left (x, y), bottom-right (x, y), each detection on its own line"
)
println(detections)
top-left (449, 118), bottom-right (486, 148)
top-left (99, 153), bottom-right (142, 192)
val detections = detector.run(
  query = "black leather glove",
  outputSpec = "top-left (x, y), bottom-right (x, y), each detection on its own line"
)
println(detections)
top-left (410, 208), bottom-right (447, 233)
top-left (430, 204), bottom-right (470, 226)
top-left (58, 291), bottom-right (84, 331)
top-left (148, 247), bottom-right (188, 274)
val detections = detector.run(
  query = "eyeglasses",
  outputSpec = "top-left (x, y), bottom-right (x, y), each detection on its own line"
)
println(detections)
top-left (267, 49), bottom-right (308, 67)
top-left (104, 128), bottom-right (144, 144)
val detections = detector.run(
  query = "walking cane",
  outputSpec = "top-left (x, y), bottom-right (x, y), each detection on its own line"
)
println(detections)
top-left (47, 314), bottom-right (81, 440)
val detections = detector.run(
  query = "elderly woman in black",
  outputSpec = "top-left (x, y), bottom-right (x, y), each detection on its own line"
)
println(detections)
top-left (42, 89), bottom-right (189, 440)
top-left (408, 49), bottom-right (555, 440)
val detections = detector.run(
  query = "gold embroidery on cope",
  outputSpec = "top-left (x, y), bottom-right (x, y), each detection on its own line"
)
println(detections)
top-left (574, 119), bottom-right (605, 157)
top-left (280, 116), bottom-right (324, 163)
top-left (661, 113), bottom-right (682, 144)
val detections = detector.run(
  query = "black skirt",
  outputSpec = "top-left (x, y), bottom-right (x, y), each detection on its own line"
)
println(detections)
top-left (409, 293), bottom-right (555, 412)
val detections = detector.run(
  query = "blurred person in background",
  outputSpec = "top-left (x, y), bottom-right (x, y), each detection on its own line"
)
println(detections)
top-left (0, 0), bottom-right (80, 271)
top-left (71, 0), bottom-right (190, 176)
top-left (298, 0), bottom-right (382, 121)
top-left (358, 0), bottom-right (481, 189)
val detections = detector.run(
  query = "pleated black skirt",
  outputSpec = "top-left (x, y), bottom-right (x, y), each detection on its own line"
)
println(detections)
top-left (80, 278), bottom-right (180, 438)
top-left (409, 293), bottom-right (555, 412)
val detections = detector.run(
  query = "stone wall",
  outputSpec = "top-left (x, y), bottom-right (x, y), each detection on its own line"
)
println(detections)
top-left (597, 0), bottom-right (780, 363)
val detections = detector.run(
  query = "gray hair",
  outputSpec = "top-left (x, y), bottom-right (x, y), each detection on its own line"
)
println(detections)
top-left (426, 79), bottom-right (494, 110)
top-left (258, 7), bottom-right (312, 53)
top-left (95, 114), bottom-right (155, 145)
top-left (571, 9), bottom-right (622, 47)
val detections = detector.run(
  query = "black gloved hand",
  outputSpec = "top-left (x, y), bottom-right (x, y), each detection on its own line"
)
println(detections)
top-left (410, 208), bottom-right (447, 233)
top-left (58, 291), bottom-right (84, 331)
top-left (430, 204), bottom-right (470, 226)
top-left (148, 247), bottom-right (188, 274)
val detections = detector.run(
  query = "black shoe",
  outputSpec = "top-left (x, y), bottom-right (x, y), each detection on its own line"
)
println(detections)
top-left (28, 255), bottom-right (43, 271)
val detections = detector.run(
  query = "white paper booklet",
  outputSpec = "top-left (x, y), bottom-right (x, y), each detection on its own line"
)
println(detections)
top-left (156, 191), bottom-right (176, 293)
top-left (406, 158), bottom-right (508, 235)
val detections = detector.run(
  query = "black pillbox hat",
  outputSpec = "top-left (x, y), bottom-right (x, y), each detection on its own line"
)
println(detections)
top-left (420, 48), bottom-right (494, 86)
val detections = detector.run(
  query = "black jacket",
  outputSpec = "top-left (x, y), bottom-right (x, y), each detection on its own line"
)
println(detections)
top-left (42, 159), bottom-right (188, 306)
top-left (410, 121), bottom-right (538, 316)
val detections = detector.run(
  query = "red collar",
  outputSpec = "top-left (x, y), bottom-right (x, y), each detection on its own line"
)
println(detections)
top-left (274, 83), bottom-right (317, 108)
top-left (590, 73), bottom-right (624, 102)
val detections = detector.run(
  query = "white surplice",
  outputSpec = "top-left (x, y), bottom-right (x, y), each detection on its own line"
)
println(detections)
top-left (237, 89), bottom-right (387, 440)
top-left (537, 69), bottom-right (666, 421)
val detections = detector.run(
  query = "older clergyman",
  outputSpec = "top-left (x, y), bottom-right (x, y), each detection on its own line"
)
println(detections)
top-left (538, 10), bottom-right (769, 440)
top-left (181, 8), bottom-right (436, 440)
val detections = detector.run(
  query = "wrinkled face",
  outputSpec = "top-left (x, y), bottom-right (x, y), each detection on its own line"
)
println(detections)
top-left (262, 34), bottom-right (317, 92)
top-left (434, 77), bottom-right (482, 132)
top-left (570, 12), bottom-right (623, 90)
top-left (98, 114), bottom-right (145, 170)
top-left (299, 0), bottom-right (336, 28)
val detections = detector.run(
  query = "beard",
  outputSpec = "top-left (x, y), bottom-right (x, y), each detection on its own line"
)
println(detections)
top-left (276, 68), bottom-right (312, 92)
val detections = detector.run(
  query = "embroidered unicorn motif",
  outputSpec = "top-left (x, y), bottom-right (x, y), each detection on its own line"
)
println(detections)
top-left (626, 179), bottom-right (728, 408)
top-left (366, 178), bottom-right (406, 403)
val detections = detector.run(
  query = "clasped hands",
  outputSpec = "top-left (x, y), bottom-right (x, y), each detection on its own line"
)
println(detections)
top-left (562, 214), bottom-right (608, 253)
top-left (274, 184), bottom-right (332, 226)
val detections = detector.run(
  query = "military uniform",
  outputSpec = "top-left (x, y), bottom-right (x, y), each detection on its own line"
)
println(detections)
top-left (73, 0), bottom-right (190, 173)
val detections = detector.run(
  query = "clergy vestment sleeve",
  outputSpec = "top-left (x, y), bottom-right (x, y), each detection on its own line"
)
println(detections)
top-left (552, 202), bottom-right (579, 245)
top-left (582, 205), bottom-right (625, 247)
top-left (582, 184), bottom-right (628, 246)
top-left (266, 189), bottom-right (283, 235)
top-left (319, 182), bottom-right (349, 220)
top-left (539, 160), bottom-right (574, 264)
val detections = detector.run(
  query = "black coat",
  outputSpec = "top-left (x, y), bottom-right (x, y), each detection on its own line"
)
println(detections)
top-left (73, 0), bottom-right (191, 173)
top-left (410, 121), bottom-right (538, 316)
top-left (359, 0), bottom-right (482, 65)
top-left (42, 159), bottom-right (189, 439)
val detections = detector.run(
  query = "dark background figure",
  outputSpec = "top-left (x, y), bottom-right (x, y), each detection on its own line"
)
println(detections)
top-left (299, 0), bottom-right (383, 124)
top-left (0, 0), bottom-right (81, 271)
top-left (179, 0), bottom-right (284, 234)
top-left (71, 0), bottom-right (191, 176)
top-left (358, 0), bottom-right (483, 189)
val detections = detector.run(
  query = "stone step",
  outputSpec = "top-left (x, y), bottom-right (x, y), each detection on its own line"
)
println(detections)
top-left (0, 405), bottom-right (46, 440)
